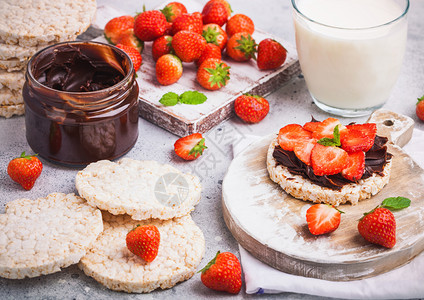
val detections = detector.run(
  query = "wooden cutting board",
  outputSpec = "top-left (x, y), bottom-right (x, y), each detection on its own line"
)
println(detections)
top-left (222, 110), bottom-right (424, 281)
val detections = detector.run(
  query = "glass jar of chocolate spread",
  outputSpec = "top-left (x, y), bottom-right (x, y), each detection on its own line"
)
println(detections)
top-left (23, 41), bottom-right (139, 165)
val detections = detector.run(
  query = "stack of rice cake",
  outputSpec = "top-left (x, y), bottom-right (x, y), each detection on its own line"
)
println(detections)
top-left (0, 0), bottom-right (97, 118)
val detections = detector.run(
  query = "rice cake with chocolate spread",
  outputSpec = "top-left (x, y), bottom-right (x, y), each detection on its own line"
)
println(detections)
top-left (267, 137), bottom-right (392, 206)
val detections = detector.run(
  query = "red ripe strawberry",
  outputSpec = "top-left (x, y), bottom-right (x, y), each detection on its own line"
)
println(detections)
top-left (345, 123), bottom-right (377, 141)
top-left (174, 133), bottom-right (207, 160)
top-left (197, 58), bottom-right (230, 90)
top-left (152, 35), bottom-right (173, 61)
top-left (212, 0), bottom-right (232, 17)
top-left (234, 94), bottom-right (269, 123)
top-left (226, 14), bottom-right (254, 37)
top-left (172, 30), bottom-right (207, 62)
top-left (312, 117), bottom-right (344, 140)
top-left (134, 10), bottom-right (168, 41)
top-left (202, 23), bottom-right (228, 50)
top-left (202, 0), bottom-right (229, 26)
top-left (257, 38), bottom-right (287, 70)
top-left (156, 54), bottom-right (182, 86)
top-left (115, 44), bottom-right (142, 72)
top-left (340, 129), bottom-right (374, 153)
top-left (7, 152), bottom-right (43, 190)
top-left (358, 207), bottom-right (396, 248)
top-left (104, 15), bottom-right (135, 44)
top-left (200, 251), bottom-right (242, 294)
top-left (195, 43), bottom-right (222, 68)
top-left (416, 96), bottom-right (424, 121)
top-left (160, 2), bottom-right (187, 23)
top-left (294, 138), bottom-right (317, 166)
top-left (306, 204), bottom-right (343, 235)
top-left (116, 29), bottom-right (144, 53)
top-left (126, 225), bottom-right (160, 262)
top-left (303, 121), bottom-right (320, 133)
top-left (311, 143), bottom-right (348, 176)
top-left (341, 151), bottom-right (365, 181)
top-left (172, 12), bottom-right (203, 35)
top-left (226, 32), bottom-right (257, 61)
top-left (277, 124), bottom-right (312, 151)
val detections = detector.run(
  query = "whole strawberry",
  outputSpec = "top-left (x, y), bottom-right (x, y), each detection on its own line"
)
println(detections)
top-left (234, 94), bottom-right (269, 123)
top-left (226, 14), bottom-right (254, 37)
top-left (126, 225), bottom-right (160, 262)
top-left (358, 197), bottom-right (411, 248)
top-left (156, 54), bottom-right (183, 86)
top-left (416, 95), bottom-right (424, 121)
top-left (152, 35), bottom-right (173, 61)
top-left (104, 15), bottom-right (135, 44)
top-left (174, 133), bottom-right (207, 160)
top-left (202, 0), bottom-right (229, 26)
top-left (134, 10), bottom-right (168, 41)
top-left (197, 58), bottom-right (230, 90)
top-left (116, 29), bottom-right (144, 53)
top-left (202, 23), bottom-right (228, 50)
top-left (116, 44), bottom-right (142, 72)
top-left (172, 12), bottom-right (203, 35)
top-left (226, 32), bottom-right (257, 62)
top-left (160, 2), bottom-right (187, 23)
top-left (195, 43), bottom-right (222, 68)
top-left (172, 30), bottom-right (207, 63)
top-left (200, 251), bottom-right (242, 294)
top-left (7, 152), bottom-right (43, 190)
top-left (257, 38), bottom-right (287, 70)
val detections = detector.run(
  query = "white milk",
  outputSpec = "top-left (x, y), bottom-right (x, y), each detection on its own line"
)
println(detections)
top-left (293, 0), bottom-right (408, 111)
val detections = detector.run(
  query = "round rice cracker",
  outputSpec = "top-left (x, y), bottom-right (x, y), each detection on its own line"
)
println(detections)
top-left (0, 193), bottom-right (103, 279)
top-left (0, 0), bottom-right (95, 47)
top-left (266, 137), bottom-right (392, 206)
top-left (0, 87), bottom-right (23, 105)
top-left (0, 103), bottom-right (24, 118)
top-left (79, 212), bottom-right (205, 293)
top-left (0, 69), bottom-right (25, 91)
top-left (75, 159), bottom-right (202, 220)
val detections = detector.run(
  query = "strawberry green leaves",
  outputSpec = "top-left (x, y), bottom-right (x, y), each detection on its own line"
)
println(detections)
top-left (159, 91), bottom-right (207, 106)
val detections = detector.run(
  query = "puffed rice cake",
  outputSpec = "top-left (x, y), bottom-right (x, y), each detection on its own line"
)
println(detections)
top-left (0, 193), bottom-right (103, 279)
top-left (0, 0), bottom-right (96, 47)
top-left (0, 87), bottom-right (23, 105)
top-left (75, 159), bottom-right (202, 220)
top-left (79, 212), bottom-right (205, 293)
top-left (0, 103), bottom-right (24, 118)
top-left (266, 137), bottom-right (392, 206)
top-left (0, 69), bottom-right (25, 91)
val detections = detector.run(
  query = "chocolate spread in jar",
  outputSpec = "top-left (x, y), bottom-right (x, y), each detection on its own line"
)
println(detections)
top-left (272, 136), bottom-right (392, 190)
top-left (23, 41), bottom-right (139, 166)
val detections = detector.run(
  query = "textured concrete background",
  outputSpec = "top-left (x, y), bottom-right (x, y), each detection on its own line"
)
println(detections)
top-left (0, 0), bottom-right (423, 299)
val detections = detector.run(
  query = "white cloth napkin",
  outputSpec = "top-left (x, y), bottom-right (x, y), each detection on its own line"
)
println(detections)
top-left (232, 130), bottom-right (424, 299)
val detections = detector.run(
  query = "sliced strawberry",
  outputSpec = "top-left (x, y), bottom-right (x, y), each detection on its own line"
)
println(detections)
top-left (312, 118), bottom-right (345, 140)
top-left (294, 138), bottom-right (316, 166)
top-left (310, 143), bottom-right (348, 176)
top-left (303, 121), bottom-right (320, 133)
top-left (346, 123), bottom-right (377, 141)
top-left (277, 124), bottom-right (312, 151)
top-left (306, 204), bottom-right (342, 235)
top-left (174, 133), bottom-right (207, 160)
top-left (341, 151), bottom-right (365, 181)
top-left (340, 129), bottom-right (374, 153)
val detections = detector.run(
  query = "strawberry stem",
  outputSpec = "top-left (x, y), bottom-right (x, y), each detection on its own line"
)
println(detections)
top-left (18, 151), bottom-right (37, 160)
top-left (188, 138), bottom-right (207, 158)
top-left (199, 251), bottom-right (220, 274)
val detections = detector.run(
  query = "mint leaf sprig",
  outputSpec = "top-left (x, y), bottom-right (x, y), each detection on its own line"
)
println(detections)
top-left (159, 91), bottom-right (207, 107)
top-left (361, 196), bottom-right (411, 220)
top-left (317, 125), bottom-right (341, 147)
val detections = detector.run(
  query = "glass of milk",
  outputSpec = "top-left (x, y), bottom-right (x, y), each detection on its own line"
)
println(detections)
top-left (292, 0), bottom-right (409, 117)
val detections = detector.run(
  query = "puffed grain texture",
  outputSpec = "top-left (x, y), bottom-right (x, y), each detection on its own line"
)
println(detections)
top-left (79, 212), bottom-right (205, 293)
top-left (267, 138), bottom-right (392, 206)
top-left (0, 42), bottom-right (46, 61)
top-left (75, 159), bottom-right (202, 220)
top-left (0, 87), bottom-right (23, 105)
top-left (0, 69), bottom-right (25, 91)
top-left (0, 58), bottom-right (27, 72)
top-left (0, 193), bottom-right (103, 279)
top-left (0, 0), bottom-right (95, 47)
top-left (0, 103), bottom-right (24, 118)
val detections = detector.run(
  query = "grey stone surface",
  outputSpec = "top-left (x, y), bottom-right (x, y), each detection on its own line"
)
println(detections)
top-left (0, 0), bottom-right (423, 299)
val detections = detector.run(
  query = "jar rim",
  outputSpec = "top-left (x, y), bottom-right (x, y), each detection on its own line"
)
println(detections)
top-left (26, 41), bottom-right (135, 95)
top-left (291, 0), bottom-right (409, 31)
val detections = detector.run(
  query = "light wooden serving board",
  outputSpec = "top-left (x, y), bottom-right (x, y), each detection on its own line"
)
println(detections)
top-left (222, 111), bottom-right (424, 281)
